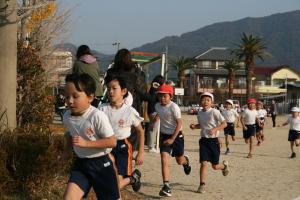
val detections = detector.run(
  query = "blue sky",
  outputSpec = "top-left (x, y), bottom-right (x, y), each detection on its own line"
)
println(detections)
top-left (61, 0), bottom-right (300, 54)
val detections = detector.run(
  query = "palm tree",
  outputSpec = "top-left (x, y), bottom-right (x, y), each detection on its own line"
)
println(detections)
top-left (222, 59), bottom-right (241, 99)
top-left (171, 56), bottom-right (195, 88)
top-left (232, 33), bottom-right (267, 99)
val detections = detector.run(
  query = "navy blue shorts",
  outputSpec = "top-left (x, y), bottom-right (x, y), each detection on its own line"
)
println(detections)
top-left (111, 139), bottom-right (132, 177)
top-left (69, 154), bottom-right (120, 200)
top-left (160, 132), bottom-right (184, 157)
top-left (224, 123), bottom-right (235, 136)
top-left (243, 124), bottom-right (256, 139)
top-left (288, 130), bottom-right (300, 141)
top-left (199, 138), bottom-right (220, 165)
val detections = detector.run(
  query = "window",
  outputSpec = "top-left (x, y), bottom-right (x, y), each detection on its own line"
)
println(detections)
top-left (202, 61), bottom-right (211, 68)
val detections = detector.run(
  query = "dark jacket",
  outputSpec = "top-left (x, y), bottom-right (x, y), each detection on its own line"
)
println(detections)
top-left (105, 66), bottom-right (148, 116)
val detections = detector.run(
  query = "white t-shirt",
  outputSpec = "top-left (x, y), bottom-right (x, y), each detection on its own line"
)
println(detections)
top-left (257, 109), bottom-right (267, 124)
top-left (63, 105), bottom-right (115, 158)
top-left (197, 107), bottom-right (225, 138)
top-left (287, 115), bottom-right (300, 131)
top-left (99, 103), bottom-right (143, 140)
top-left (241, 109), bottom-right (258, 125)
top-left (155, 101), bottom-right (182, 135)
top-left (222, 109), bottom-right (239, 123)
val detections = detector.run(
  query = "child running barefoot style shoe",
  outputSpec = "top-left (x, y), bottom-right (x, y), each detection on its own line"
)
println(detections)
top-left (240, 98), bottom-right (258, 158)
top-left (153, 83), bottom-right (191, 197)
top-left (190, 92), bottom-right (229, 194)
top-left (62, 73), bottom-right (120, 200)
top-left (277, 107), bottom-right (300, 159)
top-left (99, 75), bottom-right (144, 192)
top-left (221, 99), bottom-right (239, 155)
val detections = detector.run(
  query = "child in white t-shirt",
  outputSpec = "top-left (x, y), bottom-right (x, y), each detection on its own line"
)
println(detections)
top-left (99, 75), bottom-right (144, 192)
top-left (190, 92), bottom-right (228, 194)
top-left (277, 107), bottom-right (300, 158)
top-left (240, 98), bottom-right (258, 158)
top-left (221, 99), bottom-right (239, 155)
top-left (62, 73), bottom-right (119, 200)
top-left (154, 83), bottom-right (191, 197)
top-left (256, 101), bottom-right (267, 146)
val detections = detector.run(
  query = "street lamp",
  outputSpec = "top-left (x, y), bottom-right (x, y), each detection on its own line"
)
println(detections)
top-left (112, 42), bottom-right (120, 52)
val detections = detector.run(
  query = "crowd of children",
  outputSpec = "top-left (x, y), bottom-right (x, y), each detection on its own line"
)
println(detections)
top-left (61, 72), bottom-right (299, 199)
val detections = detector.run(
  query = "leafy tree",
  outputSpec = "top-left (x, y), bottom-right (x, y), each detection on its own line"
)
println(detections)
top-left (171, 56), bottom-right (195, 88)
top-left (233, 33), bottom-right (267, 99)
top-left (222, 59), bottom-right (241, 99)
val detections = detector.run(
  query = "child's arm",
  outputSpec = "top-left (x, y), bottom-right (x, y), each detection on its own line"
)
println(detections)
top-left (164, 118), bottom-right (182, 146)
top-left (240, 115), bottom-right (247, 130)
top-left (72, 135), bottom-right (117, 149)
top-left (277, 120), bottom-right (289, 127)
top-left (210, 120), bottom-right (227, 135)
top-left (134, 123), bottom-right (145, 165)
top-left (190, 123), bottom-right (201, 129)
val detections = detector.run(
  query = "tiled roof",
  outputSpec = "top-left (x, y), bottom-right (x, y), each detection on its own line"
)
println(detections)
top-left (195, 47), bottom-right (236, 61)
top-left (253, 66), bottom-right (277, 75)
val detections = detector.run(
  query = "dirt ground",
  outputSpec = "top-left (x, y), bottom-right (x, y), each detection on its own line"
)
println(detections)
top-left (129, 114), bottom-right (300, 200)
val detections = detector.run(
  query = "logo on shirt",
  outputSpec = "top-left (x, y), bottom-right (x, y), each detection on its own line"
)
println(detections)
top-left (85, 127), bottom-right (96, 140)
top-left (118, 119), bottom-right (125, 127)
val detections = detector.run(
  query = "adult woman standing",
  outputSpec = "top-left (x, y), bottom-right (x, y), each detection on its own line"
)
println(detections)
top-left (72, 45), bottom-right (103, 107)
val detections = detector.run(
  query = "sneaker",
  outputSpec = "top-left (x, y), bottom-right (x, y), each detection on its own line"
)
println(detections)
top-left (131, 169), bottom-right (142, 192)
top-left (149, 147), bottom-right (159, 153)
top-left (225, 148), bottom-right (231, 155)
top-left (222, 160), bottom-right (229, 176)
top-left (196, 183), bottom-right (206, 193)
top-left (159, 185), bottom-right (172, 197)
top-left (183, 155), bottom-right (191, 175)
top-left (290, 152), bottom-right (296, 158)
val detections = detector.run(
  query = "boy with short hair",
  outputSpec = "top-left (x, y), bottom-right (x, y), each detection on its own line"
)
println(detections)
top-left (62, 73), bottom-right (120, 200)
top-left (154, 83), bottom-right (191, 197)
top-left (190, 92), bottom-right (229, 194)
top-left (277, 107), bottom-right (300, 158)
top-left (221, 99), bottom-right (239, 155)
top-left (240, 98), bottom-right (258, 158)
top-left (99, 75), bottom-right (144, 192)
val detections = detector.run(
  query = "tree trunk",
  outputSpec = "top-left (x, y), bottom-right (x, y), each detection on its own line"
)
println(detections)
top-left (228, 71), bottom-right (234, 99)
top-left (246, 61), bottom-right (254, 100)
top-left (0, 0), bottom-right (17, 129)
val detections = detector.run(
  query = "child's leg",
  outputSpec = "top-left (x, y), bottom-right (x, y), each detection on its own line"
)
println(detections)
top-left (225, 134), bottom-right (229, 149)
top-left (200, 161), bottom-right (208, 184)
top-left (249, 136), bottom-right (254, 155)
top-left (295, 139), bottom-right (300, 146)
top-left (161, 152), bottom-right (170, 182)
top-left (175, 155), bottom-right (187, 165)
top-left (290, 141), bottom-right (295, 153)
top-left (231, 135), bottom-right (235, 141)
top-left (118, 175), bottom-right (131, 189)
top-left (64, 183), bottom-right (85, 200)
top-left (211, 162), bottom-right (226, 170)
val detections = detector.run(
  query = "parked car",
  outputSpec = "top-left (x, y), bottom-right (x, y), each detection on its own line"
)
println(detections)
top-left (188, 104), bottom-right (201, 115)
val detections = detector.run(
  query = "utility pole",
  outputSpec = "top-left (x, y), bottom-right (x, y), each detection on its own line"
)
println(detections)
top-left (0, 0), bottom-right (17, 128)
top-left (165, 45), bottom-right (168, 80)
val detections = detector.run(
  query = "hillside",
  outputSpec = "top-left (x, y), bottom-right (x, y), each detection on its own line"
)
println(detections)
top-left (132, 10), bottom-right (300, 70)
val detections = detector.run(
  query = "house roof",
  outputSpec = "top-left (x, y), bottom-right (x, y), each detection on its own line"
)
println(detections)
top-left (254, 65), bottom-right (300, 76)
top-left (195, 47), bottom-right (236, 61)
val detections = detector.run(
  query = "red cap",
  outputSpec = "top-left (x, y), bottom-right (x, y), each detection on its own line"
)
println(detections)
top-left (247, 98), bottom-right (256, 104)
top-left (157, 83), bottom-right (174, 97)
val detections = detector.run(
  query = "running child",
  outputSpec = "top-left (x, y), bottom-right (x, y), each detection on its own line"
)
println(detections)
top-left (62, 73), bottom-right (119, 200)
top-left (277, 107), bottom-right (300, 158)
top-left (190, 92), bottom-right (229, 194)
top-left (99, 75), bottom-right (144, 192)
top-left (221, 99), bottom-right (239, 155)
top-left (154, 83), bottom-right (191, 197)
top-left (240, 98), bottom-right (258, 158)
top-left (256, 101), bottom-right (267, 146)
